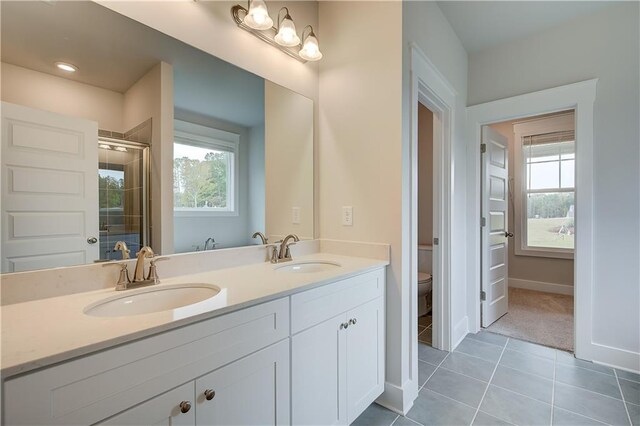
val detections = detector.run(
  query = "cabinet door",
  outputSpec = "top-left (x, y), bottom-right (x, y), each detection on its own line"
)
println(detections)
top-left (292, 313), bottom-right (348, 426)
top-left (98, 382), bottom-right (195, 426)
top-left (195, 339), bottom-right (290, 426)
top-left (346, 297), bottom-right (385, 423)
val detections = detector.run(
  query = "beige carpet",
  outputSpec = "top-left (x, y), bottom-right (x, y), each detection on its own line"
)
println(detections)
top-left (487, 287), bottom-right (574, 352)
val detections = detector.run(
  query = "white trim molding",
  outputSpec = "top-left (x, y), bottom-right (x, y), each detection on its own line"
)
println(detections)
top-left (466, 79), bottom-right (598, 363)
top-left (396, 43), bottom-right (456, 414)
top-left (173, 119), bottom-right (240, 217)
top-left (508, 278), bottom-right (574, 296)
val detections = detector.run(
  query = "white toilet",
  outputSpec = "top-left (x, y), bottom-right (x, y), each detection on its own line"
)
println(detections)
top-left (418, 272), bottom-right (433, 317)
top-left (417, 244), bottom-right (433, 317)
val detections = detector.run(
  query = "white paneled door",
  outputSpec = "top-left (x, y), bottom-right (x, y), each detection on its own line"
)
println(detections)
top-left (1, 102), bottom-right (99, 272)
top-left (481, 126), bottom-right (510, 327)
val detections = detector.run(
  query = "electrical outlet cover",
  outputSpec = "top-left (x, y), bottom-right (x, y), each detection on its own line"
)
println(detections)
top-left (342, 206), bottom-right (353, 226)
top-left (292, 207), bottom-right (301, 224)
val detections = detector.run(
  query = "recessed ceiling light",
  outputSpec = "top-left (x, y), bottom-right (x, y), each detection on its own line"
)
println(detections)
top-left (55, 62), bottom-right (78, 73)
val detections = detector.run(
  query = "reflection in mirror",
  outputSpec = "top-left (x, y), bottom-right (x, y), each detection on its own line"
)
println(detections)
top-left (98, 138), bottom-right (149, 261)
top-left (0, 1), bottom-right (313, 273)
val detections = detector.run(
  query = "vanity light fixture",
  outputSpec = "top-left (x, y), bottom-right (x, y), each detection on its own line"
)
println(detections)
top-left (274, 8), bottom-right (300, 47)
top-left (55, 61), bottom-right (78, 72)
top-left (243, 0), bottom-right (272, 30)
top-left (114, 146), bottom-right (128, 152)
top-left (99, 143), bottom-right (112, 150)
top-left (299, 26), bottom-right (323, 61)
top-left (230, 2), bottom-right (321, 63)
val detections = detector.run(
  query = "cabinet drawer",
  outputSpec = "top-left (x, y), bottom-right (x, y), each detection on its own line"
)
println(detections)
top-left (4, 298), bottom-right (289, 425)
top-left (291, 268), bottom-right (385, 334)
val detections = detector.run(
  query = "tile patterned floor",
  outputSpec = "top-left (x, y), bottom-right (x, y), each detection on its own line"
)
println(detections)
top-left (353, 331), bottom-right (640, 426)
top-left (418, 314), bottom-right (433, 345)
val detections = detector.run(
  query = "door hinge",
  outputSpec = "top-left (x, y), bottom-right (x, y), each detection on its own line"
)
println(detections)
top-left (433, 237), bottom-right (439, 246)
top-left (480, 143), bottom-right (487, 154)
top-left (480, 291), bottom-right (487, 301)
top-left (481, 217), bottom-right (486, 227)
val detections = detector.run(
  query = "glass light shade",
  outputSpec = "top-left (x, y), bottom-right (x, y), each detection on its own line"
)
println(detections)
top-left (243, 0), bottom-right (273, 30)
top-left (299, 34), bottom-right (322, 61)
top-left (274, 16), bottom-right (300, 47)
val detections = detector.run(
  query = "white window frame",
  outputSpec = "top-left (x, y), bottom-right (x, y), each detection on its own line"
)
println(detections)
top-left (173, 120), bottom-right (240, 217)
top-left (513, 112), bottom-right (575, 259)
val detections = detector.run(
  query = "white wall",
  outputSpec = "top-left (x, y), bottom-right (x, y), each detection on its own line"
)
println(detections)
top-left (468, 3), bottom-right (640, 358)
top-left (1, 62), bottom-right (124, 131)
top-left (265, 81), bottom-right (314, 240)
top-left (248, 123), bottom-right (266, 237)
top-left (318, 0), bottom-right (405, 411)
top-left (403, 0), bottom-right (470, 346)
top-left (123, 62), bottom-right (174, 255)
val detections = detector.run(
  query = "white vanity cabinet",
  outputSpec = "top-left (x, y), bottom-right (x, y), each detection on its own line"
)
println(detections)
top-left (291, 269), bottom-right (386, 425)
top-left (99, 340), bottom-right (290, 426)
top-left (3, 298), bottom-right (290, 426)
top-left (2, 266), bottom-right (386, 426)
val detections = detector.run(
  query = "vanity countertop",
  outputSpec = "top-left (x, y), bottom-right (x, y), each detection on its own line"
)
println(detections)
top-left (0, 253), bottom-right (388, 378)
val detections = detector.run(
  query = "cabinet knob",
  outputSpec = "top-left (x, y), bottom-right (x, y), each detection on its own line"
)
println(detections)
top-left (179, 401), bottom-right (192, 413)
top-left (349, 318), bottom-right (357, 325)
top-left (204, 389), bottom-right (216, 401)
top-left (340, 322), bottom-right (349, 329)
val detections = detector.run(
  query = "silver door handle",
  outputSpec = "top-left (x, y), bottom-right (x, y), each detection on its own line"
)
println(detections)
top-left (87, 237), bottom-right (98, 244)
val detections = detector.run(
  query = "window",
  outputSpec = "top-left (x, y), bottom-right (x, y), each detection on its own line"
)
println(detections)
top-left (173, 120), bottom-right (239, 216)
top-left (514, 113), bottom-right (575, 259)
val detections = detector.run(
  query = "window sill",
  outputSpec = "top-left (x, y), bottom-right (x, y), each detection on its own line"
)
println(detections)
top-left (174, 210), bottom-right (239, 218)
top-left (514, 247), bottom-right (574, 260)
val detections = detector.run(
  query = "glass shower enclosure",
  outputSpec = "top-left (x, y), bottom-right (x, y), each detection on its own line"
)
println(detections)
top-left (98, 138), bottom-right (149, 261)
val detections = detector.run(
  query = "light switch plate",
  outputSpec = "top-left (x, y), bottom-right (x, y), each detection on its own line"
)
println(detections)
top-left (342, 206), bottom-right (353, 226)
top-left (292, 207), bottom-right (301, 224)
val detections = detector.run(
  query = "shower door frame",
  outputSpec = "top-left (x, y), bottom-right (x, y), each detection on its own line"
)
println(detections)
top-left (98, 137), bottom-right (151, 257)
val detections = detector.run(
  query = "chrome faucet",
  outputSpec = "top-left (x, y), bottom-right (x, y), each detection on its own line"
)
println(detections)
top-left (271, 234), bottom-right (299, 263)
top-left (252, 232), bottom-right (268, 245)
top-left (133, 246), bottom-right (155, 282)
top-left (113, 241), bottom-right (130, 260)
top-left (204, 237), bottom-right (217, 251)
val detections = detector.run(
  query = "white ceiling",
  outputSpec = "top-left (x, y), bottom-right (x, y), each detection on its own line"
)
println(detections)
top-left (0, 1), bottom-right (265, 127)
top-left (437, 1), bottom-right (618, 53)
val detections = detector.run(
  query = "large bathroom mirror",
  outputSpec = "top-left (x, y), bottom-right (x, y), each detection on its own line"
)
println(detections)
top-left (0, 1), bottom-right (314, 273)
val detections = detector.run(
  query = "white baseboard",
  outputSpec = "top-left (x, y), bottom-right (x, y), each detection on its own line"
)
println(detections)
top-left (452, 316), bottom-right (469, 351)
top-left (585, 342), bottom-right (640, 374)
top-left (508, 278), bottom-right (574, 295)
top-left (376, 380), bottom-right (418, 416)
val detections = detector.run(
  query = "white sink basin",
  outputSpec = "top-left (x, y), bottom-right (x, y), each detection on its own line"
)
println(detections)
top-left (84, 283), bottom-right (221, 317)
top-left (275, 261), bottom-right (341, 273)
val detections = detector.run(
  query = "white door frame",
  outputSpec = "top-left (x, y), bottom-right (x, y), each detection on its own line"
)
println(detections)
top-left (410, 44), bottom-right (455, 365)
top-left (466, 79), bottom-right (597, 360)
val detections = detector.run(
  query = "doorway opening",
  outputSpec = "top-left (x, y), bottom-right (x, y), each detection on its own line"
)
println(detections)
top-left (417, 103), bottom-right (435, 347)
top-left (480, 110), bottom-right (576, 352)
